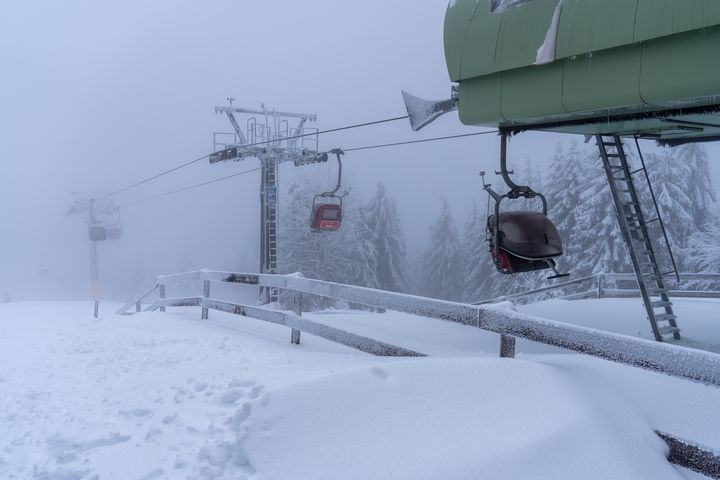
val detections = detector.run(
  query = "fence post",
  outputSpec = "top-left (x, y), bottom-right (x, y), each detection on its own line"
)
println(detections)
top-left (291, 292), bottom-right (302, 345)
top-left (135, 300), bottom-right (141, 313)
top-left (159, 284), bottom-right (166, 312)
top-left (597, 273), bottom-right (604, 299)
top-left (500, 334), bottom-right (516, 358)
top-left (201, 280), bottom-right (210, 320)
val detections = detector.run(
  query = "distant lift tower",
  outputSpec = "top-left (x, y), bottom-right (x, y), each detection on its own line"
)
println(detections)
top-left (211, 99), bottom-right (323, 304)
top-left (68, 196), bottom-right (122, 317)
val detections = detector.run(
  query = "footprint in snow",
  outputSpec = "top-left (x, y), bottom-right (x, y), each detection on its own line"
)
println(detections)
top-left (118, 408), bottom-right (153, 418)
top-left (370, 367), bottom-right (390, 381)
top-left (220, 390), bottom-right (245, 405)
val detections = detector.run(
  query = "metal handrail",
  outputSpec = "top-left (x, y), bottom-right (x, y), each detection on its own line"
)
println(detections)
top-left (634, 136), bottom-right (680, 283)
top-left (473, 272), bottom-right (720, 305)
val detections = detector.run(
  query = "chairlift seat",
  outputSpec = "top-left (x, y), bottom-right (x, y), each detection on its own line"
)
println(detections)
top-left (89, 224), bottom-right (107, 242)
top-left (488, 211), bottom-right (563, 260)
top-left (312, 204), bottom-right (342, 231)
top-left (107, 227), bottom-right (122, 240)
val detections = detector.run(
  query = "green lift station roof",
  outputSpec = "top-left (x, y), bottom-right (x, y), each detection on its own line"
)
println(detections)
top-left (445, 0), bottom-right (720, 142)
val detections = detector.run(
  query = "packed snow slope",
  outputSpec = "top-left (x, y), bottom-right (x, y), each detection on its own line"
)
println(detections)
top-left (1, 300), bottom-right (719, 480)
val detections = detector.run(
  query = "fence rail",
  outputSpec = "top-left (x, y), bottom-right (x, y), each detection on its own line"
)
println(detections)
top-left (119, 269), bottom-right (720, 389)
top-left (118, 269), bottom-right (720, 476)
top-left (474, 272), bottom-right (720, 305)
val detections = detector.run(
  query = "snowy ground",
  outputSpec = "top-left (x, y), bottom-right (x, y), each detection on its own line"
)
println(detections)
top-left (1, 299), bottom-right (719, 479)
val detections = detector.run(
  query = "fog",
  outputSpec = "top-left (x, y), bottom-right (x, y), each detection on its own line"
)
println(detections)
top-left (2, 0), bottom-right (719, 301)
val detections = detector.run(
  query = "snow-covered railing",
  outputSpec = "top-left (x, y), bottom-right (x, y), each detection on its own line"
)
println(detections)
top-left (135, 269), bottom-right (720, 389)
top-left (474, 272), bottom-right (720, 305)
top-left (138, 270), bottom-right (424, 358)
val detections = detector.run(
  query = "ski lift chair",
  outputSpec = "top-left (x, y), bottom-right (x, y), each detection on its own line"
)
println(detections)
top-left (107, 209), bottom-right (122, 240)
top-left (107, 226), bottom-right (122, 240)
top-left (89, 223), bottom-right (107, 242)
top-left (311, 200), bottom-right (342, 231)
top-left (310, 149), bottom-right (346, 233)
top-left (487, 211), bottom-right (564, 275)
top-left (481, 133), bottom-right (569, 280)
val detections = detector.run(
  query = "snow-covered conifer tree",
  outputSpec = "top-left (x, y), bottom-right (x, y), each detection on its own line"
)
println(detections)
top-left (675, 144), bottom-right (716, 228)
top-left (421, 199), bottom-right (464, 301)
top-left (364, 183), bottom-right (408, 293)
top-left (546, 140), bottom-right (585, 273)
top-left (571, 150), bottom-right (631, 276)
top-left (462, 203), bottom-right (494, 301)
top-left (685, 214), bottom-right (720, 288)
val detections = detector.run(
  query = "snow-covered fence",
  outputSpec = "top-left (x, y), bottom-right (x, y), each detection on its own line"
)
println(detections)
top-left (125, 270), bottom-right (720, 389)
top-left (474, 272), bottom-right (720, 305)
top-left (122, 270), bottom-right (424, 358)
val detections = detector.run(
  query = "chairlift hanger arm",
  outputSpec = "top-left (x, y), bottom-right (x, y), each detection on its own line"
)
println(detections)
top-left (320, 149), bottom-right (344, 197)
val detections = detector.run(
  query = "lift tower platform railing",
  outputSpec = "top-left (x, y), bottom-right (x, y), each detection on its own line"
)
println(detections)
top-left (211, 100), bottom-right (323, 304)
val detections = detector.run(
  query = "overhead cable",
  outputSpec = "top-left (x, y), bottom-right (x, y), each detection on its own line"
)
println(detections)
top-left (120, 167), bottom-right (262, 207)
top-left (118, 128), bottom-right (498, 208)
top-left (343, 130), bottom-right (498, 152)
top-left (103, 115), bottom-right (409, 199)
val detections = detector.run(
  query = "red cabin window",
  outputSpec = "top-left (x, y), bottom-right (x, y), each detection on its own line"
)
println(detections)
top-left (312, 204), bottom-right (342, 231)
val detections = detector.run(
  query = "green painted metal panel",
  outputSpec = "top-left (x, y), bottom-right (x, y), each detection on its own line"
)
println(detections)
top-left (494, 0), bottom-right (559, 72)
top-left (444, 0), bottom-right (481, 82)
top-left (459, 7), bottom-right (503, 79)
top-left (555, 0), bottom-right (637, 60)
top-left (545, 116), bottom-right (720, 140)
top-left (444, 0), bottom-right (720, 137)
top-left (562, 45), bottom-right (642, 113)
top-left (641, 27), bottom-right (720, 106)
top-left (458, 74), bottom-right (504, 125)
top-left (501, 62), bottom-right (565, 121)
top-left (635, 0), bottom-right (720, 43)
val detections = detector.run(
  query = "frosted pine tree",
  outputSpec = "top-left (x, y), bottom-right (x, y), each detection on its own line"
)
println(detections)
top-left (421, 199), bottom-right (464, 301)
top-left (685, 214), bottom-right (720, 289)
top-left (280, 179), bottom-right (322, 279)
top-left (641, 148), bottom-right (697, 273)
top-left (462, 203), bottom-right (494, 301)
top-left (342, 206), bottom-right (379, 289)
top-left (572, 150), bottom-right (631, 276)
top-left (676, 144), bottom-right (716, 227)
top-left (364, 183), bottom-right (408, 293)
top-left (546, 140), bottom-right (586, 274)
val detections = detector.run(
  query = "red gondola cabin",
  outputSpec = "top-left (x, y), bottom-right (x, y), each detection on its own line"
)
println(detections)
top-left (312, 203), bottom-right (342, 231)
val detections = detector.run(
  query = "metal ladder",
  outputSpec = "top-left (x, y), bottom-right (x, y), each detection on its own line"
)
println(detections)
top-left (596, 135), bottom-right (680, 342)
top-left (260, 157), bottom-right (279, 304)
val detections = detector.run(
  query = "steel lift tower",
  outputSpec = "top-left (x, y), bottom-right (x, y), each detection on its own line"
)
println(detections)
top-left (211, 100), bottom-right (323, 304)
top-left (69, 196), bottom-right (122, 317)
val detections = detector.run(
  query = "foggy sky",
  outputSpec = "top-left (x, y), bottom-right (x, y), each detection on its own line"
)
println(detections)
top-left (2, 0), bottom-right (719, 300)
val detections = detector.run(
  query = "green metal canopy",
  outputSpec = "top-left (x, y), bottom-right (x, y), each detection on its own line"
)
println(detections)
top-left (445, 0), bottom-right (720, 141)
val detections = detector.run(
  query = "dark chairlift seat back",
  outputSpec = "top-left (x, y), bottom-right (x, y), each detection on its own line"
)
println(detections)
top-left (107, 226), bottom-right (122, 240)
top-left (89, 224), bottom-right (107, 242)
top-left (488, 211), bottom-right (564, 274)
